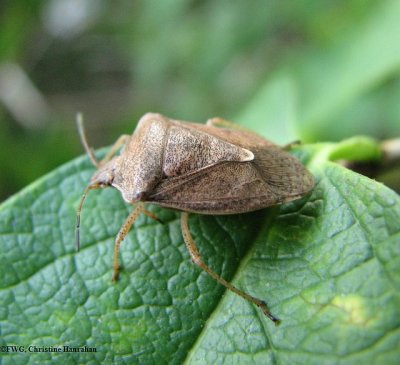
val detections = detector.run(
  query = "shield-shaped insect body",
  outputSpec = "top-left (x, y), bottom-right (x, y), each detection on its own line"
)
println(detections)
top-left (76, 113), bottom-right (315, 324)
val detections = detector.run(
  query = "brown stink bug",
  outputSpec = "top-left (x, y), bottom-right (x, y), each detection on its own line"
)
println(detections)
top-left (75, 113), bottom-right (314, 324)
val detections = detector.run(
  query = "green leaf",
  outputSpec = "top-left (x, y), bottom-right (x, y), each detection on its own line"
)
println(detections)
top-left (0, 140), bottom-right (399, 364)
top-left (236, 75), bottom-right (298, 145)
top-left (243, 0), bottom-right (400, 142)
top-left (297, 0), bottom-right (400, 140)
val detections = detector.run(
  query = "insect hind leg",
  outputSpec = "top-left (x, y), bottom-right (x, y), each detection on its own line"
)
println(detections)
top-left (180, 212), bottom-right (280, 324)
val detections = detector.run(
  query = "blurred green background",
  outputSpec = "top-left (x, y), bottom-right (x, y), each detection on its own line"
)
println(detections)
top-left (1, 0), bottom-right (399, 202)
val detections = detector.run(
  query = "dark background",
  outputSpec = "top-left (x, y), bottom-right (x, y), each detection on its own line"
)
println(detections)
top-left (1, 0), bottom-right (399, 201)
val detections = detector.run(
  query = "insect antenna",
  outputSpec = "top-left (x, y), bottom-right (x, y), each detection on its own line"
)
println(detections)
top-left (75, 184), bottom-right (96, 251)
top-left (76, 112), bottom-right (100, 168)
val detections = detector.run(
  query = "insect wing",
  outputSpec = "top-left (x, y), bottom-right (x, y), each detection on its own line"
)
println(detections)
top-left (149, 146), bottom-right (313, 214)
top-left (163, 124), bottom-right (253, 177)
top-left (252, 146), bottom-right (314, 199)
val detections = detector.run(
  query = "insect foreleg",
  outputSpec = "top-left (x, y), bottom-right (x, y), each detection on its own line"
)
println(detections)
top-left (112, 203), bottom-right (145, 282)
top-left (99, 134), bottom-right (130, 167)
top-left (77, 113), bottom-right (129, 168)
top-left (180, 212), bottom-right (280, 324)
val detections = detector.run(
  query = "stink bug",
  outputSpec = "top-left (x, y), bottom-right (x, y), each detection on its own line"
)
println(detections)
top-left (76, 113), bottom-right (314, 324)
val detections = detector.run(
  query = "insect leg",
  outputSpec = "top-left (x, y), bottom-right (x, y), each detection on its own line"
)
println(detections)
top-left (180, 212), bottom-right (280, 324)
top-left (282, 140), bottom-right (301, 151)
top-left (76, 113), bottom-right (129, 167)
top-left (143, 209), bottom-right (163, 223)
top-left (99, 134), bottom-right (130, 167)
top-left (112, 203), bottom-right (145, 282)
top-left (206, 117), bottom-right (248, 132)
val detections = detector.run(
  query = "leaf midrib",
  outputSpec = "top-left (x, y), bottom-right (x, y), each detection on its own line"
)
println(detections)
top-left (182, 208), bottom-right (281, 365)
